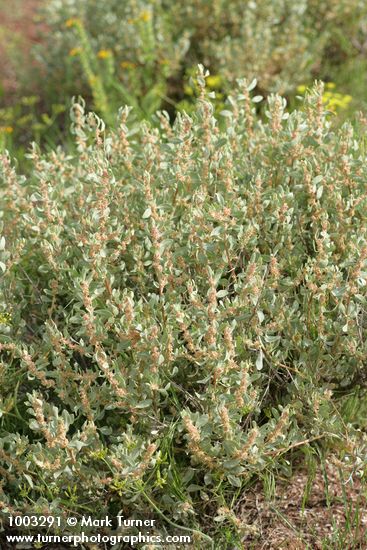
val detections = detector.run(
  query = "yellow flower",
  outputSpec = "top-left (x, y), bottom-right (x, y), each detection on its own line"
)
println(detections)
top-left (120, 61), bottom-right (136, 69)
top-left (325, 82), bottom-right (336, 90)
top-left (323, 90), bottom-right (353, 112)
top-left (296, 84), bottom-right (307, 94)
top-left (69, 47), bottom-right (81, 57)
top-left (0, 126), bottom-right (13, 134)
top-left (65, 18), bottom-right (80, 28)
top-left (140, 10), bottom-right (151, 22)
top-left (0, 311), bottom-right (12, 324)
top-left (97, 49), bottom-right (112, 60)
top-left (206, 75), bottom-right (222, 89)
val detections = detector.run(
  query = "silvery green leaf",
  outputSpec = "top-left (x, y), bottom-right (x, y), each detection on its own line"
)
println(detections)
top-left (216, 289), bottom-right (228, 298)
top-left (256, 349), bottom-right (264, 370)
top-left (248, 78), bottom-right (257, 91)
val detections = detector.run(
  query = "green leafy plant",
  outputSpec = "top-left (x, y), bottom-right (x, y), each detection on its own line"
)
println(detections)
top-left (33, 1), bottom-right (187, 121)
top-left (3, 0), bottom-right (367, 161)
top-left (0, 95), bottom-right (66, 164)
top-left (64, 15), bottom-right (173, 122)
top-left (36, 0), bottom-right (367, 101)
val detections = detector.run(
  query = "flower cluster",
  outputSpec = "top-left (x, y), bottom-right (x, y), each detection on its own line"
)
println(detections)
top-left (297, 82), bottom-right (353, 113)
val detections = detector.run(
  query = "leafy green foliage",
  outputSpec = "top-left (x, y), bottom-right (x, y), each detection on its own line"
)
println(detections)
top-left (34, 1), bottom-right (187, 121)
top-left (37, 0), bottom-right (367, 101)
top-left (3, 0), bottom-right (367, 157)
top-left (1, 74), bottom-right (367, 542)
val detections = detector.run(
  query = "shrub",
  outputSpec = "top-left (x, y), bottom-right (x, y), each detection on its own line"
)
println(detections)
top-left (1, 72), bottom-right (367, 543)
top-left (4, 0), bottom-right (367, 159)
top-left (33, 0), bottom-right (188, 122)
top-left (32, 0), bottom-right (367, 119)
top-left (36, 0), bottom-right (366, 99)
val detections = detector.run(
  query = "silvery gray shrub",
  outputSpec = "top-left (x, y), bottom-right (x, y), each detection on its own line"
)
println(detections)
top-left (0, 73), bottom-right (367, 540)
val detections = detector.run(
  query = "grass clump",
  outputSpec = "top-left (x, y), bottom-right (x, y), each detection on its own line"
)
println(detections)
top-left (1, 72), bottom-right (367, 545)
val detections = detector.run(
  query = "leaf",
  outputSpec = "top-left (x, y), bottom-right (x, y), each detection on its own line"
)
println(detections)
top-left (227, 474), bottom-right (241, 487)
top-left (216, 289), bottom-right (228, 298)
top-left (264, 334), bottom-right (280, 343)
top-left (256, 349), bottom-right (264, 371)
top-left (248, 78), bottom-right (257, 91)
top-left (69, 439), bottom-right (88, 451)
top-left (135, 399), bottom-right (152, 408)
top-left (24, 474), bottom-right (34, 488)
top-left (223, 458), bottom-right (240, 469)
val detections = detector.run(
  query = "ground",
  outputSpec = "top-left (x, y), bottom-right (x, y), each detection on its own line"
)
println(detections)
top-left (238, 456), bottom-right (367, 549)
top-left (0, 0), bottom-right (41, 98)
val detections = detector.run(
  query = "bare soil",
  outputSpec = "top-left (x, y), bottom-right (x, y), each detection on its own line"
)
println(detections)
top-left (238, 457), bottom-right (367, 549)
top-left (0, 0), bottom-right (42, 98)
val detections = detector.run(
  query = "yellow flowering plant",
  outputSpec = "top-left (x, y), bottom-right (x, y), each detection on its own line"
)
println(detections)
top-left (60, 11), bottom-right (182, 121)
top-left (178, 67), bottom-right (226, 115)
top-left (3, 0), bottom-right (367, 163)
top-left (296, 82), bottom-right (353, 115)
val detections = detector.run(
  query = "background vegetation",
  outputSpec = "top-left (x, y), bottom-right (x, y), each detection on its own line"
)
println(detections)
top-left (2, 0), bottom-right (367, 162)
